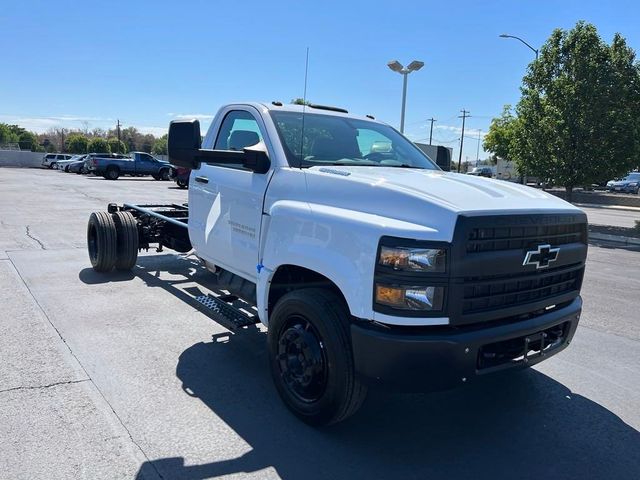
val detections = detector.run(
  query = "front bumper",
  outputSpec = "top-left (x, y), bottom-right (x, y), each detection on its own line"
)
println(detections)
top-left (351, 297), bottom-right (581, 392)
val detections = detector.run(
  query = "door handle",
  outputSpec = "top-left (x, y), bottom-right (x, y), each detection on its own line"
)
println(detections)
top-left (195, 176), bottom-right (209, 184)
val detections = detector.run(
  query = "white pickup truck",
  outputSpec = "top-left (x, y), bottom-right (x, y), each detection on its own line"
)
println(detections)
top-left (87, 102), bottom-right (588, 425)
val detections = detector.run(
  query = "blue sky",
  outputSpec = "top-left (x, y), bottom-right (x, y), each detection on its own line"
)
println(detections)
top-left (1, 0), bottom-right (639, 160)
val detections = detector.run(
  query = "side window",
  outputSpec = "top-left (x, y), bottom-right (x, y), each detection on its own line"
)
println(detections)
top-left (214, 110), bottom-right (262, 151)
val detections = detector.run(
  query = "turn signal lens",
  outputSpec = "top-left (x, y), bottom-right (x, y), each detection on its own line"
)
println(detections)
top-left (375, 284), bottom-right (444, 311)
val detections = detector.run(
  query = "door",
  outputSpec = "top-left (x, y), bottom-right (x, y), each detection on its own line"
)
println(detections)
top-left (189, 108), bottom-right (272, 281)
top-left (136, 153), bottom-right (156, 174)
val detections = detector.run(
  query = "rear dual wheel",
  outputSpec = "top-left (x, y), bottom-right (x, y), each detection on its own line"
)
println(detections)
top-left (87, 211), bottom-right (138, 272)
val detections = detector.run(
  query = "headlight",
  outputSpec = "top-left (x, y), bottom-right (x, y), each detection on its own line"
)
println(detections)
top-left (378, 246), bottom-right (446, 273)
top-left (375, 284), bottom-right (445, 311)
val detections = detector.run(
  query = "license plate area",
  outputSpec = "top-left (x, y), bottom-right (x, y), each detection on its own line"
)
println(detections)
top-left (477, 321), bottom-right (569, 371)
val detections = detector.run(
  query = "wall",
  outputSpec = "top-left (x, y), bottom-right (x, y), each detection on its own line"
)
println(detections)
top-left (0, 150), bottom-right (45, 168)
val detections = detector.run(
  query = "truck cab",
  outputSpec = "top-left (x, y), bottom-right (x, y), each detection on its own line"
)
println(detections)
top-left (88, 102), bottom-right (587, 426)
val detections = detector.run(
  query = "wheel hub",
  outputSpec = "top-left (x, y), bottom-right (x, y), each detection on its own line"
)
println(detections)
top-left (277, 319), bottom-right (327, 402)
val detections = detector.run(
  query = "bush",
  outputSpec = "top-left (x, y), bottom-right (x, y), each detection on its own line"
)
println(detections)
top-left (88, 138), bottom-right (111, 154)
top-left (107, 137), bottom-right (127, 154)
top-left (66, 134), bottom-right (89, 154)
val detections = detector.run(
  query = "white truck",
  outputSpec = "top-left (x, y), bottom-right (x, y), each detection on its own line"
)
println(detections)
top-left (86, 102), bottom-right (588, 425)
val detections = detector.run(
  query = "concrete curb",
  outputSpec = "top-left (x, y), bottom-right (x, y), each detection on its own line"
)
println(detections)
top-left (589, 231), bottom-right (640, 246)
top-left (575, 202), bottom-right (640, 213)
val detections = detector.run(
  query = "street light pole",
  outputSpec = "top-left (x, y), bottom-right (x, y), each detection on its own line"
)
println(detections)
top-left (400, 72), bottom-right (408, 134)
top-left (499, 34), bottom-right (539, 60)
top-left (387, 59), bottom-right (424, 134)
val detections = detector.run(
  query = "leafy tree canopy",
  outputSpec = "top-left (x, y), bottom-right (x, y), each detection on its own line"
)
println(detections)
top-left (66, 134), bottom-right (89, 154)
top-left (87, 137), bottom-right (111, 154)
top-left (485, 21), bottom-right (640, 193)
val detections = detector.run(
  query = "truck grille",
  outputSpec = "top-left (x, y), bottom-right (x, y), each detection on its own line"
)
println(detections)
top-left (448, 213), bottom-right (588, 325)
top-left (466, 223), bottom-right (585, 253)
top-left (462, 264), bottom-right (584, 314)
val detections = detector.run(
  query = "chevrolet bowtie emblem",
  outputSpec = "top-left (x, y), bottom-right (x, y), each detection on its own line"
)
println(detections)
top-left (523, 244), bottom-right (560, 269)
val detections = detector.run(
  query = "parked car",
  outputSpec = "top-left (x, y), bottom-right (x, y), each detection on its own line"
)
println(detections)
top-left (606, 172), bottom-right (640, 194)
top-left (170, 166), bottom-right (191, 188)
top-left (86, 151), bottom-right (171, 180)
top-left (467, 166), bottom-right (494, 178)
top-left (57, 154), bottom-right (87, 172)
top-left (42, 153), bottom-right (72, 169)
top-left (67, 157), bottom-right (90, 174)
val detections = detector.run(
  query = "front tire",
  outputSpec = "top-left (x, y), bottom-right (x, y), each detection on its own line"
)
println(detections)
top-left (268, 288), bottom-right (367, 426)
top-left (87, 212), bottom-right (118, 272)
top-left (160, 168), bottom-right (170, 181)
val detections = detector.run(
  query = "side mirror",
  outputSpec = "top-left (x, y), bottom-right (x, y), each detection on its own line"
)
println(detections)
top-left (168, 120), bottom-right (202, 169)
top-left (242, 141), bottom-right (271, 174)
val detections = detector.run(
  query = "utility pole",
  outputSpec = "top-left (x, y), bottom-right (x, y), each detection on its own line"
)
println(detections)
top-left (428, 117), bottom-right (436, 145)
top-left (457, 109), bottom-right (470, 173)
top-left (116, 119), bottom-right (122, 154)
top-left (475, 129), bottom-right (481, 166)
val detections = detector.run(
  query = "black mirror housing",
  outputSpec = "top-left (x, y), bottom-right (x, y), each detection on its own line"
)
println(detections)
top-left (242, 141), bottom-right (271, 174)
top-left (168, 120), bottom-right (202, 169)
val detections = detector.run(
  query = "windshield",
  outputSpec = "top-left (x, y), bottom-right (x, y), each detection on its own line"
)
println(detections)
top-left (623, 173), bottom-right (640, 181)
top-left (270, 111), bottom-right (439, 169)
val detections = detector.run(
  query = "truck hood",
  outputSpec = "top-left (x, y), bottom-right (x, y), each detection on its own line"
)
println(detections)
top-left (305, 166), bottom-right (578, 213)
top-left (301, 166), bottom-right (581, 240)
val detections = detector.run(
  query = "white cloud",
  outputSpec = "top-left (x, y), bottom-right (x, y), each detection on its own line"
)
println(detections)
top-left (170, 113), bottom-right (215, 121)
top-left (0, 114), bottom-right (113, 133)
top-left (137, 125), bottom-right (168, 137)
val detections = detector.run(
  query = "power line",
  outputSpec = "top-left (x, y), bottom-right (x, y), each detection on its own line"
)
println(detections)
top-left (457, 109), bottom-right (470, 173)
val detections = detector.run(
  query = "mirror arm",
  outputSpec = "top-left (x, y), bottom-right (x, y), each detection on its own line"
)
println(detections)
top-left (195, 149), bottom-right (245, 165)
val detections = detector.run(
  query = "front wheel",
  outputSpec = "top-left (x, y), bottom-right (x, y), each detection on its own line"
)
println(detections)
top-left (160, 168), bottom-right (170, 181)
top-left (268, 288), bottom-right (367, 426)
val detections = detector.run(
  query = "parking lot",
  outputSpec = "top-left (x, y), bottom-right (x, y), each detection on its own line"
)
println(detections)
top-left (1, 167), bottom-right (639, 480)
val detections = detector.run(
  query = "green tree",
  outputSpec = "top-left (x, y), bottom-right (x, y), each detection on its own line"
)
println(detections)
top-left (152, 134), bottom-right (168, 155)
top-left (17, 131), bottom-right (40, 151)
top-left (107, 137), bottom-right (127, 154)
top-left (0, 123), bottom-right (19, 144)
top-left (66, 134), bottom-right (90, 154)
top-left (87, 137), bottom-right (111, 154)
top-left (514, 22), bottom-right (640, 197)
top-left (291, 98), bottom-right (310, 105)
top-left (483, 105), bottom-right (520, 162)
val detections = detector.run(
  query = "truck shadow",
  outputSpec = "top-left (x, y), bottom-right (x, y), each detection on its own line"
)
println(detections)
top-left (127, 255), bottom-right (640, 480)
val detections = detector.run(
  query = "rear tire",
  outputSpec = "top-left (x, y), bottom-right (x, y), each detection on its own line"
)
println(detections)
top-left (106, 166), bottom-right (120, 180)
top-left (111, 211), bottom-right (139, 271)
top-left (87, 212), bottom-right (118, 272)
top-left (268, 288), bottom-right (367, 426)
top-left (176, 178), bottom-right (188, 189)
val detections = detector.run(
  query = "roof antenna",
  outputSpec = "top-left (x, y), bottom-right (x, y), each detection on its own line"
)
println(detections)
top-left (299, 47), bottom-right (309, 167)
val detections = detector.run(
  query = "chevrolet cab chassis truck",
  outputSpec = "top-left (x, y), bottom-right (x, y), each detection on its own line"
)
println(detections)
top-left (87, 102), bottom-right (588, 425)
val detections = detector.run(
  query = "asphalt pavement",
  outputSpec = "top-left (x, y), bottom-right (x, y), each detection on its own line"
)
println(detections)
top-left (1, 167), bottom-right (639, 480)
top-left (580, 204), bottom-right (640, 228)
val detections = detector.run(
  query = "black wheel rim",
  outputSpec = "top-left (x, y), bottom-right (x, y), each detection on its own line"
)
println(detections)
top-left (277, 315), bottom-right (328, 403)
top-left (88, 223), bottom-right (98, 262)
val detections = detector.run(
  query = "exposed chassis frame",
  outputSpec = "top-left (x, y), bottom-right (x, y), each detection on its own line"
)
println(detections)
top-left (107, 203), bottom-right (192, 253)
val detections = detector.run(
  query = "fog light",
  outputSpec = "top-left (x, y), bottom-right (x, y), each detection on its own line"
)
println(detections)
top-left (375, 284), bottom-right (444, 311)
